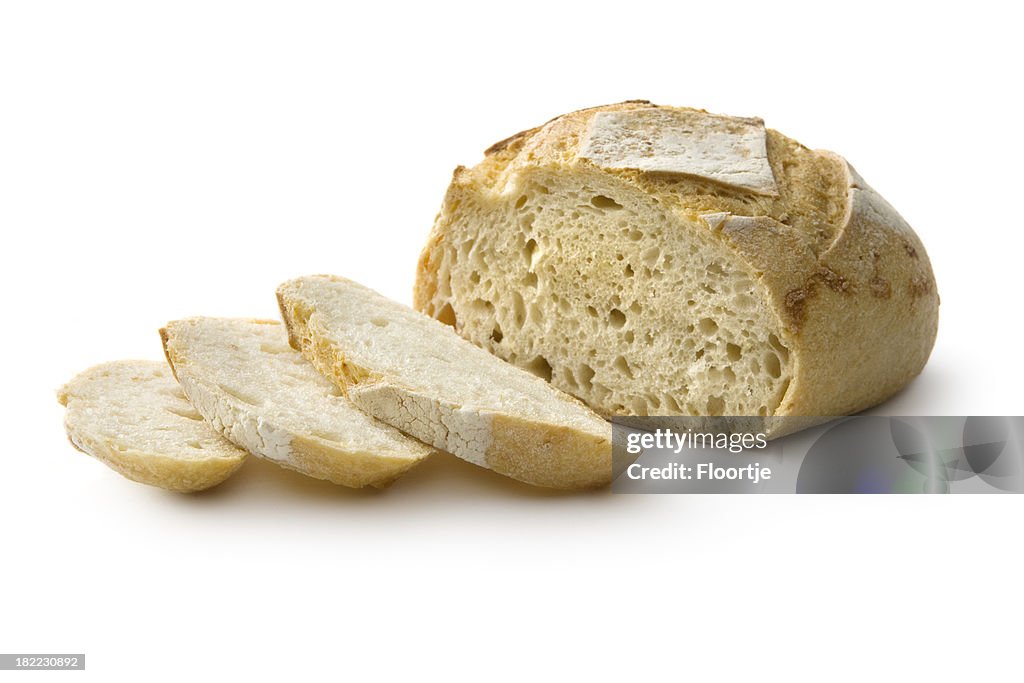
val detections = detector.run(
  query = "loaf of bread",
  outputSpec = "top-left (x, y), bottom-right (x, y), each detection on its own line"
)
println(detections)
top-left (161, 317), bottom-right (434, 488)
top-left (57, 360), bottom-right (248, 491)
top-left (277, 275), bottom-right (612, 489)
top-left (414, 101), bottom-right (939, 426)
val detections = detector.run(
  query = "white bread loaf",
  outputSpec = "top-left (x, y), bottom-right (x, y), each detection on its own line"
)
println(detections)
top-left (161, 318), bottom-right (434, 488)
top-left (57, 360), bottom-right (247, 492)
top-left (414, 101), bottom-right (939, 427)
top-left (276, 275), bottom-right (612, 489)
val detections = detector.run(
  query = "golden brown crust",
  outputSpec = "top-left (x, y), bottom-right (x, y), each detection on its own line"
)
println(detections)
top-left (484, 127), bottom-right (538, 156)
top-left (483, 100), bottom-right (657, 158)
top-left (486, 414), bottom-right (611, 489)
top-left (412, 229), bottom-right (444, 316)
top-left (158, 327), bottom-right (176, 380)
top-left (773, 160), bottom-right (939, 416)
top-left (65, 430), bottom-right (243, 492)
top-left (286, 435), bottom-right (421, 489)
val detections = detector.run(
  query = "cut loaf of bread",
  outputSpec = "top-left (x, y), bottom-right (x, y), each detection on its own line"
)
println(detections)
top-left (57, 360), bottom-right (247, 492)
top-left (414, 101), bottom-right (940, 429)
top-left (277, 275), bottom-right (612, 489)
top-left (161, 318), bottom-right (434, 488)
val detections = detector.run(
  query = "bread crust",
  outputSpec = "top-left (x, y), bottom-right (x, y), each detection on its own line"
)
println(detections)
top-left (63, 427), bottom-right (244, 492)
top-left (414, 102), bottom-right (939, 424)
top-left (723, 158), bottom-right (938, 419)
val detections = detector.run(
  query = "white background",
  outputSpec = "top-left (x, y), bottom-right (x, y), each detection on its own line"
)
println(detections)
top-left (2, 1), bottom-right (1021, 681)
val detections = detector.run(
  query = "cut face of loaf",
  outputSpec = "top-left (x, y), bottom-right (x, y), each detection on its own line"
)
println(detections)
top-left (415, 102), bottom-right (939, 423)
top-left (161, 318), bottom-right (434, 488)
top-left (57, 360), bottom-right (247, 492)
top-left (277, 275), bottom-right (612, 489)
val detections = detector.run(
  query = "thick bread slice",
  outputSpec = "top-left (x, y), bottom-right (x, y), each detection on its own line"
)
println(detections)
top-left (276, 275), bottom-right (613, 489)
top-left (414, 101), bottom-right (939, 429)
top-left (57, 360), bottom-right (247, 492)
top-left (161, 318), bottom-right (433, 488)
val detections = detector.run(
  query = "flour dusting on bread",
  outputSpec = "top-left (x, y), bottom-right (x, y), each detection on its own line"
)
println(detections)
top-left (580, 108), bottom-right (779, 196)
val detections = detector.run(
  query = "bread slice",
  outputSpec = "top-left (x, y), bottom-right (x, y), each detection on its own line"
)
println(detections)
top-left (161, 318), bottom-right (434, 488)
top-left (276, 275), bottom-right (612, 489)
top-left (57, 360), bottom-right (247, 492)
top-left (414, 101), bottom-right (939, 428)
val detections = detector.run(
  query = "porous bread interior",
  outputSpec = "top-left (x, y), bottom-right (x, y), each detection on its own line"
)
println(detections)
top-left (418, 106), bottom-right (850, 418)
top-left (279, 276), bottom-right (609, 437)
top-left (58, 360), bottom-right (244, 461)
top-left (164, 318), bottom-right (432, 460)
